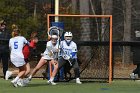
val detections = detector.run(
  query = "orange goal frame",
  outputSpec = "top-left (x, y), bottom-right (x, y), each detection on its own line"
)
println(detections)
top-left (47, 14), bottom-right (113, 83)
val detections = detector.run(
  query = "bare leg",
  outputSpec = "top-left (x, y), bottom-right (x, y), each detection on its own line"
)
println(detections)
top-left (48, 60), bottom-right (58, 85)
top-left (20, 63), bottom-right (30, 79)
top-left (51, 60), bottom-right (58, 79)
top-left (11, 64), bottom-right (26, 83)
top-left (11, 70), bottom-right (19, 75)
top-left (25, 63), bottom-right (30, 76)
top-left (29, 57), bottom-right (47, 78)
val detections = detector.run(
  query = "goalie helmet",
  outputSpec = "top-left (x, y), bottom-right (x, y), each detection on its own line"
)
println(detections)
top-left (64, 32), bottom-right (73, 44)
top-left (64, 32), bottom-right (73, 37)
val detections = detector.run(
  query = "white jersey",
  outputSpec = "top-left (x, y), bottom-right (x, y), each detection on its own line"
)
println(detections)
top-left (42, 40), bottom-right (59, 60)
top-left (9, 36), bottom-right (28, 67)
top-left (60, 40), bottom-right (77, 59)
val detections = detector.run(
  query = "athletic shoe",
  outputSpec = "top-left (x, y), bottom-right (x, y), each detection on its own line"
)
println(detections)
top-left (17, 79), bottom-right (22, 86)
top-left (130, 73), bottom-right (136, 80)
top-left (11, 80), bottom-right (18, 87)
top-left (135, 74), bottom-right (138, 78)
top-left (23, 78), bottom-right (31, 84)
top-left (17, 79), bottom-right (26, 87)
top-left (5, 71), bottom-right (12, 80)
top-left (76, 78), bottom-right (82, 84)
top-left (47, 80), bottom-right (57, 85)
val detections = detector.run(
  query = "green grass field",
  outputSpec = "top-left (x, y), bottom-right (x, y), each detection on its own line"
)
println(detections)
top-left (0, 78), bottom-right (140, 93)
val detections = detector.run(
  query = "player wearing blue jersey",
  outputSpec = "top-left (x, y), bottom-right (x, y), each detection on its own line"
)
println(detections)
top-left (48, 32), bottom-right (82, 84)
top-left (9, 29), bottom-right (28, 87)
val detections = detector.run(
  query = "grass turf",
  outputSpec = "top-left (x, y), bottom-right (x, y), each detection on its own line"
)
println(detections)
top-left (0, 78), bottom-right (140, 93)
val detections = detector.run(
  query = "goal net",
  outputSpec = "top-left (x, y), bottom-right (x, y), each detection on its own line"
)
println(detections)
top-left (47, 14), bottom-right (112, 83)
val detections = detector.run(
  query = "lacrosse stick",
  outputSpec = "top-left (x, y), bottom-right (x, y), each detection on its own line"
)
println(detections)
top-left (47, 46), bottom-right (54, 57)
top-left (48, 26), bottom-right (64, 76)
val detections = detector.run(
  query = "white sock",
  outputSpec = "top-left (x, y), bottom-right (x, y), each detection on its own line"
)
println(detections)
top-left (76, 78), bottom-right (80, 80)
top-left (18, 78), bottom-right (21, 81)
top-left (13, 76), bottom-right (20, 83)
top-left (50, 77), bottom-right (54, 82)
top-left (28, 75), bottom-right (32, 79)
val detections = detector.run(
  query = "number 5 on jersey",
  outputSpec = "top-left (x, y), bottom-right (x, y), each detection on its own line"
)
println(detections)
top-left (14, 41), bottom-right (18, 49)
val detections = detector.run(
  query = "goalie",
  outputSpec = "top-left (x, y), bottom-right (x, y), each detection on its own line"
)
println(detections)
top-left (48, 32), bottom-right (82, 84)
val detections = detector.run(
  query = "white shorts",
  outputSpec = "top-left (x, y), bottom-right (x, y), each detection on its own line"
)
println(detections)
top-left (42, 55), bottom-right (53, 60)
top-left (11, 58), bottom-right (26, 67)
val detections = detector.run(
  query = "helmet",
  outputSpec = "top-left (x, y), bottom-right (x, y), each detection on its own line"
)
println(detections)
top-left (64, 32), bottom-right (73, 37)
top-left (64, 32), bottom-right (73, 43)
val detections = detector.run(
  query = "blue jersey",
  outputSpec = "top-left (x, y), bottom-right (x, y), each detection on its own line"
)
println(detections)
top-left (60, 40), bottom-right (77, 59)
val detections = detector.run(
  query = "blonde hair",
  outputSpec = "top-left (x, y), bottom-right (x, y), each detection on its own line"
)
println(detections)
top-left (12, 29), bottom-right (20, 37)
top-left (11, 24), bottom-right (18, 30)
top-left (11, 24), bottom-right (19, 37)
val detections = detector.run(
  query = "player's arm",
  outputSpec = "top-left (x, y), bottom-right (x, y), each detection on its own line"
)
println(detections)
top-left (52, 41), bottom-right (59, 53)
top-left (71, 43), bottom-right (77, 58)
top-left (46, 41), bottom-right (54, 57)
top-left (71, 51), bottom-right (77, 58)
top-left (23, 37), bottom-right (29, 45)
top-left (9, 39), bottom-right (11, 50)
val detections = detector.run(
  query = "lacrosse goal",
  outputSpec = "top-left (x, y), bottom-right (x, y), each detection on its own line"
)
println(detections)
top-left (47, 14), bottom-right (112, 83)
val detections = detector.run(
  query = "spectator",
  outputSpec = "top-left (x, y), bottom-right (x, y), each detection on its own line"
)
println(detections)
top-left (130, 31), bottom-right (140, 80)
top-left (0, 20), bottom-right (10, 79)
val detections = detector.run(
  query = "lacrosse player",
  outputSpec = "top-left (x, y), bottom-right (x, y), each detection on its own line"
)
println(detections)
top-left (48, 32), bottom-right (82, 84)
top-left (26, 34), bottom-right (59, 85)
top-left (9, 29), bottom-right (28, 87)
top-left (5, 36), bottom-right (38, 84)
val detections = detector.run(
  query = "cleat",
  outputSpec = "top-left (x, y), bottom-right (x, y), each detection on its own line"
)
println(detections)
top-left (17, 79), bottom-right (26, 87)
top-left (130, 73), bottom-right (135, 80)
top-left (11, 80), bottom-right (18, 87)
top-left (17, 79), bottom-right (22, 86)
top-left (5, 71), bottom-right (12, 80)
top-left (23, 78), bottom-right (31, 84)
top-left (76, 78), bottom-right (82, 84)
top-left (130, 73), bottom-right (137, 80)
top-left (47, 80), bottom-right (57, 85)
top-left (135, 74), bottom-right (139, 79)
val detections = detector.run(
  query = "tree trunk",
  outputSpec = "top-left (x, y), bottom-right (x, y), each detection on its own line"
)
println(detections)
top-left (79, 0), bottom-right (90, 40)
top-left (71, 0), bottom-right (77, 14)
top-left (79, 0), bottom-right (91, 67)
top-left (100, 0), bottom-right (112, 68)
top-left (101, 0), bottom-right (112, 40)
top-left (123, 0), bottom-right (131, 64)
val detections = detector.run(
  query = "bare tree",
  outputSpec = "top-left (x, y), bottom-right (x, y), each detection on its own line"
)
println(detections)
top-left (79, 0), bottom-right (91, 67)
top-left (101, 0), bottom-right (112, 40)
top-left (71, 0), bottom-right (77, 14)
top-left (122, 0), bottom-right (132, 64)
top-left (79, 0), bottom-right (90, 41)
top-left (100, 0), bottom-right (113, 69)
